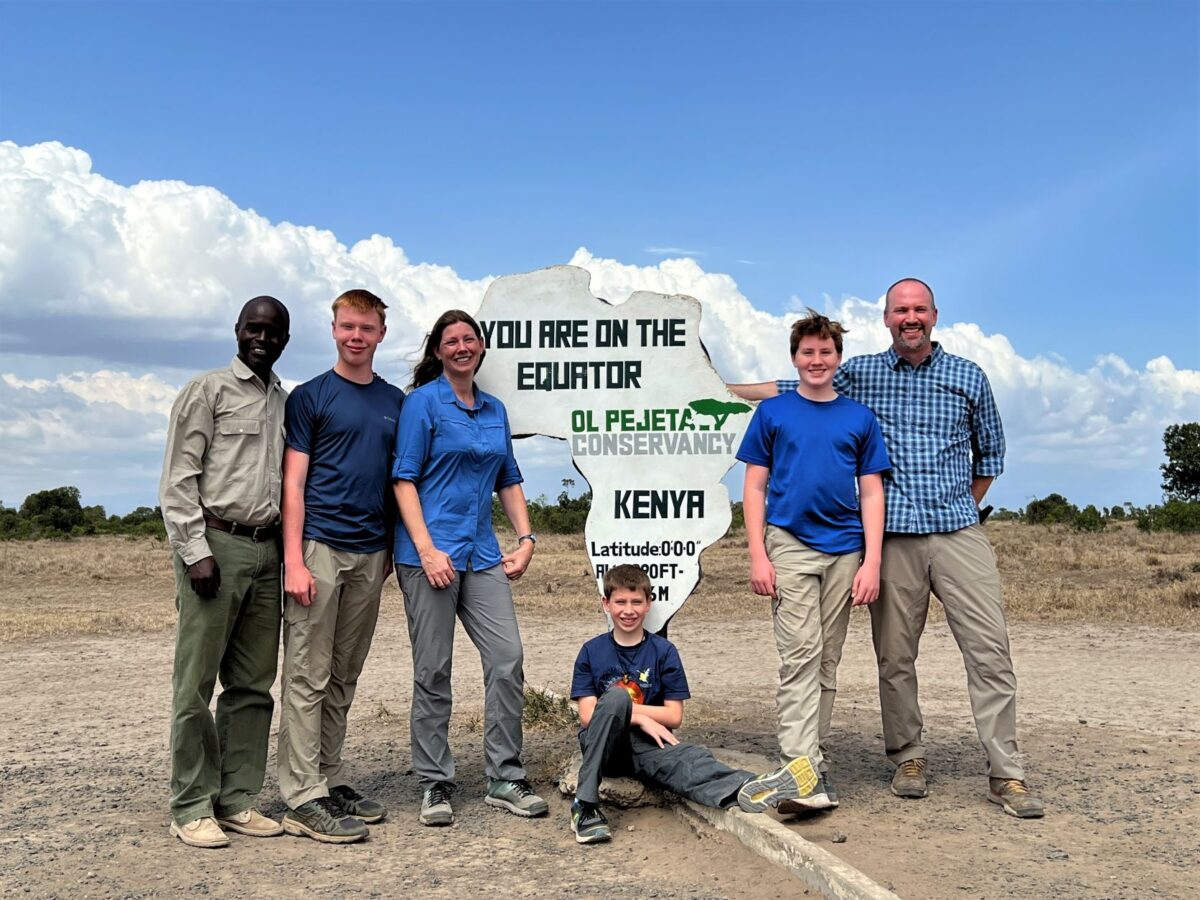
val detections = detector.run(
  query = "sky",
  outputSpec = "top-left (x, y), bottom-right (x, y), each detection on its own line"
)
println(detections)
top-left (0, 0), bottom-right (1197, 516)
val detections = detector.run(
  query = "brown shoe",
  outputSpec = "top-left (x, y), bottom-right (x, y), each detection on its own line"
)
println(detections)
top-left (170, 816), bottom-right (230, 848)
top-left (988, 778), bottom-right (1045, 818)
top-left (217, 808), bottom-right (284, 837)
top-left (891, 758), bottom-right (928, 798)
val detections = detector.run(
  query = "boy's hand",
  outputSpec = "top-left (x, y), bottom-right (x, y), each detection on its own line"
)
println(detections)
top-left (632, 714), bottom-right (679, 748)
top-left (750, 555), bottom-right (777, 599)
top-left (850, 561), bottom-right (879, 606)
top-left (284, 560), bottom-right (317, 607)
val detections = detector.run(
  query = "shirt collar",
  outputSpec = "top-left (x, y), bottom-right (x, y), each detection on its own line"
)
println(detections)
top-left (230, 355), bottom-right (281, 390)
top-left (435, 372), bottom-right (489, 411)
top-left (887, 342), bottom-right (944, 370)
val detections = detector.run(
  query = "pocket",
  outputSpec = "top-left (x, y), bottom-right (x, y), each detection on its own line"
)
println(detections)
top-left (218, 418), bottom-right (262, 437)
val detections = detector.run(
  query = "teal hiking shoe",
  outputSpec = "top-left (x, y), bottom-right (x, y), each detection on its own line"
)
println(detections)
top-left (282, 797), bottom-right (368, 844)
top-left (329, 784), bottom-right (387, 823)
top-left (485, 779), bottom-right (549, 817)
top-left (419, 782), bottom-right (454, 827)
top-left (570, 798), bottom-right (611, 844)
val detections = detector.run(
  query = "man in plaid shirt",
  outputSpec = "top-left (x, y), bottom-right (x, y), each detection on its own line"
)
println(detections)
top-left (731, 278), bottom-right (1043, 818)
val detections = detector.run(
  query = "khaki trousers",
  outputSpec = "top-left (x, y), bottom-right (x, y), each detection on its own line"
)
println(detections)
top-left (766, 525), bottom-right (858, 769)
top-left (871, 525), bottom-right (1023, 779)
top-left (277, 541), bottom-right (387, 809)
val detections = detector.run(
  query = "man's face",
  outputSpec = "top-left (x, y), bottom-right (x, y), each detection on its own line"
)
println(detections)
top-left (236, 301), bottom-right (289, 373)
top-left (602, 587), bottom-right (650, 638)
top-left (883, 281), bottom-right (937, 355)
top-left (333, 306), bottom-right (386, 368)
top-left (792, 334), bottom-right (841, 391)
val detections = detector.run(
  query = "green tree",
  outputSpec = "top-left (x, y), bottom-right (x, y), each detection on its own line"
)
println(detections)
top-left (1024, 493), bottom-right (1077, 526)
top-left (1161, 423), bottom-right (1200, 501)
top-left (20, 486), bottom-right (85, 534)
top-left (1073, 504), bottom-right (1106, 532)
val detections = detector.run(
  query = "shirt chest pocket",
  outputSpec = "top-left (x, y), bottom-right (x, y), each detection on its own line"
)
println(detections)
top-left (218, 418), bottom-right (262, 438)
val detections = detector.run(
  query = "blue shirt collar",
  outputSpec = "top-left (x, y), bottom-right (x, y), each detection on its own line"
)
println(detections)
top-left (434, 372), bottom-right (490, 412)
top-left (887, 342), bottom-right (944, 370)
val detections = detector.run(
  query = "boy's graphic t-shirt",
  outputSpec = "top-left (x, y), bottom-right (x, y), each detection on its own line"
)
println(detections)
top-left (570, 631), bottom-right (691, 711)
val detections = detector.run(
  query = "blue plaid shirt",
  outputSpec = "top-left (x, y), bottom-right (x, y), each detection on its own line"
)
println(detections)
top-left (777, 343), bottom-right (1004, 535)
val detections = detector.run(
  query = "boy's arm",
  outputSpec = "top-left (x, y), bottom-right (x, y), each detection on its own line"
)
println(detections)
top-left (850, 472), bottom-right (884, 606)
top-left (631, 699), bottom-right (683, 748)
top-left (727, 382), bottom-right (780, 402)
top-left (282, 447), bottom-right (316, 606)
top-left (576, 695), bottom-right (598, 728)
top-left (743, 464), bottom-right (776, 598)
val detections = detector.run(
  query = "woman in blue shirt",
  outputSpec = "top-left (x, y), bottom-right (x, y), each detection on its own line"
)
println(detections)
top-left (392, 309), bottom-right (547, 827)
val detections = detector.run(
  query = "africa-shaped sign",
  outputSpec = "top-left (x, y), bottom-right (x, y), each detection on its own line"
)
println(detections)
top-left (475, 266), bottom-right (752, 632)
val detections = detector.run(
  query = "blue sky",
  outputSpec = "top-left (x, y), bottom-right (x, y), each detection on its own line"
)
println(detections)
top-left (0, 0), bottom-right (1197, 514)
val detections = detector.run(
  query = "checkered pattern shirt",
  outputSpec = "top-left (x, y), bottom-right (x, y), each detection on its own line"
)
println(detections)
top-left (777, 343), bottom-right (1005, 534)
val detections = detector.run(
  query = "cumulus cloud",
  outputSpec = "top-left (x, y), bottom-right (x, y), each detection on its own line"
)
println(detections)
top-left (0, 141), bottom-right (1197, 511)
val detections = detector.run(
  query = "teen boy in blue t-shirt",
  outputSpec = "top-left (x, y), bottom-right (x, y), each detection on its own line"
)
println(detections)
top-left (277, 290), bottom-right (405, 843)
top-left (737, 310), bottom-right (890, 812)
top-left (568, 564), bottom-right (823, 844)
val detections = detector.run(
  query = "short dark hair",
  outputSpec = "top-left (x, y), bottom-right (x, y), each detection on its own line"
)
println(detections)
top-left (237, 295), bottom-right (289, 330)
top-left (602, 564), bottom-right (652, 600)
top-left (789, 308), bottom-right (847, 356)
top-left (884, 277), bottom-right (936, 312)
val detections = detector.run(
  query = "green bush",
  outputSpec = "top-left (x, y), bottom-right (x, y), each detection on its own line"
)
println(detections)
top-left (1025, 493), bottom-right (1078, 526)
top-left (1135, 500), bottom-right (1200, 534)
top-left (1073, 504), bottom-right (1106, 532)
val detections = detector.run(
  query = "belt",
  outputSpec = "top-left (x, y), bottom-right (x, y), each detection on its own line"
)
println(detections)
top-left (203, 513), bottom-right (280, 542)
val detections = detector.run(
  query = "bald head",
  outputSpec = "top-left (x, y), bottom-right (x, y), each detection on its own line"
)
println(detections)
top-left (237, 295), bottom-right (290, 330)
top-left (884, 278), bottom-right (935, 314)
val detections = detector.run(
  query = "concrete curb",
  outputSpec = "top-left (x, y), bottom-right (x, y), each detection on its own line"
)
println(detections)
top-left (676, 801), bottom-right (901, 900)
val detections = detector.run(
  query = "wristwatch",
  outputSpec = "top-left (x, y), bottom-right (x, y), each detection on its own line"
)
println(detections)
top-left (517, 533), bottom-right (537, 546)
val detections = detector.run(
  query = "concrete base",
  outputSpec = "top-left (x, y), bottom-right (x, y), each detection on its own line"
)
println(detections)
top-left (558, 747), bottom-right (899, 900)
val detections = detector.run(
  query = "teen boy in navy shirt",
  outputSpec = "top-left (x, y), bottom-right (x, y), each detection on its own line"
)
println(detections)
top-left (277, 290), bottom-right (405, 843)
top-left (568, 565), bottom-right (823, 844)
top-left (737, 311), bottom-right (890, 812)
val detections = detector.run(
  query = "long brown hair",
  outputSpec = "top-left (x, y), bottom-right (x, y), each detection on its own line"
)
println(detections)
top-left (410, 309), bottom-right (486, 390)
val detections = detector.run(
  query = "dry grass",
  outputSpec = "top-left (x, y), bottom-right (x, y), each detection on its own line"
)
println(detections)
top-left (1, 521), bottom-right (1197, 643)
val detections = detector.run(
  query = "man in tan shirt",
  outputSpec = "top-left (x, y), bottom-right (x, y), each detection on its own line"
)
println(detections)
top-left (159, 295), bottom-right (291, 848)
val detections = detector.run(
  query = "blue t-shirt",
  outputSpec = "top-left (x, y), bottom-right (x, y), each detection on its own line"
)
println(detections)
top-left (570, 631), bottom-right (691, 714)
top-left (736, 391), bottom-right (891, 555)
top-left (285, 370), bottom-right (404, 554)
top-left (391, 374), bottom-right (523, 570)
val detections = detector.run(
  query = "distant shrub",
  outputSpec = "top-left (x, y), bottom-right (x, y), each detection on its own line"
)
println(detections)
top-left (1025, 493), bottom-right (1078, 526)
top-left (1135, 500), bottom-right (1200, 534)
top-left (1073, 505), bottom-right (1106, 532)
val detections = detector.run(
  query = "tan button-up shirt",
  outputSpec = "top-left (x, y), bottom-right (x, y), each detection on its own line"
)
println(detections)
top-left (159, 356), bottom-right (287, 565)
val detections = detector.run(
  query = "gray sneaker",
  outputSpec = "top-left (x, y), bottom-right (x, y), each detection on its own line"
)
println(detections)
top-left (282, 797), bottom-right (368, 844)
top-left (891, 758), bottom-right (929, 799)
top-left (738, 755), bottom-right (828, 813)
top-left (821, 772), bottom-right (839, 808)
top-left (485, 779), bottom-right (549, 817)
top-left (329, 784), bottom-right (387, 823)
top-left (420, 782), bottom-right (455, 827)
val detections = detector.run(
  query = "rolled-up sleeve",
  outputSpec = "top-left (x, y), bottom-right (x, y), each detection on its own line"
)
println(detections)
top-left (392, 393), bottom-right (432, 483)
top-left (970, 372), bottom-right (1005, 478)
top-left (159, 381), bottom-right (214, 565)
top-left (494, 412), bottom-right (523, 491)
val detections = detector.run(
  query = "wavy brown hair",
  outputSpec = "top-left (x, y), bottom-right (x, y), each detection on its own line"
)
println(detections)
top-left (410, 309), bottom-right (486, 389)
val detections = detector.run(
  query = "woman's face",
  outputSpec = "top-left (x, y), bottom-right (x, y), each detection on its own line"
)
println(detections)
top-left (435, 320), bottom-right (483, 379)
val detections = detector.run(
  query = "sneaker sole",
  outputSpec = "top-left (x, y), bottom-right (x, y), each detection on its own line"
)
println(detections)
top-left (738, 755), bottom-right (822, 813)
top-left (216, 817), bottom-right (284, 837)
top-left (341, 810), bottom-right (386, 824)
top-left (573, 827), bottom-right (612, 845)
top-left (890, 784), bottom-right (929, 799)
top-left (776, 792), bottom-right (834, 815)
top-left (419, 810), bottom-right (454, 827)
top-left (988, 792), bottom-right (1044, 819)
top-left (484, 795), bottom-right (549, 817)
top-left (281, 816), bottom-right (368, 844)
top-left (170, 821), bottom-right (229, 849)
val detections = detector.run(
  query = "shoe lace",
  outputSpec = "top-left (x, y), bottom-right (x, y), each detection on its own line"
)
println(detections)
top-left (999, 779), bottom-right (1028, 795)
top-left (899, 758), bottom-right (926, 777)
top-left (312, 796), bottom-right (345, 819)
top-left (427, 783), bottom-right (453, 806)
top-left (510, 779), bottom-right (537, 799)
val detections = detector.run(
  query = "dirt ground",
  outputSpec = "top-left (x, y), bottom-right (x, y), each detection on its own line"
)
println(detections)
top-left (1, 531), bottom-right (1198, 899)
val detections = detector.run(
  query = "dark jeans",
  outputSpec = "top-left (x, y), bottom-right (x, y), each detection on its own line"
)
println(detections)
top-left (576, 688), bottom-right (752, 809)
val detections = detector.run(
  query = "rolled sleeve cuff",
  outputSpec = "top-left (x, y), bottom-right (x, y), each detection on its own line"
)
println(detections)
top-left (179, 535), bottom-right (213, 567)
top-left (391, 460), bottom-right (420, 481)
top-left (974, 458), bottom-right (1004, 478)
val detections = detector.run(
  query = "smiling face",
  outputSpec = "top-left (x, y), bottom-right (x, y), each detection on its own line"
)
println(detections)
top-left (235, 298), bottom-right (289, 379)
top-left (434, 320), bottom-right (484, 380)
top-left (884, 279), bottom-right (938, 359)
top-left (602, 586), bottom-right (650, 643)
top-left (792, 334), bottom-right (841, 395)
top-left (333, 305), bottom-right (386, 372)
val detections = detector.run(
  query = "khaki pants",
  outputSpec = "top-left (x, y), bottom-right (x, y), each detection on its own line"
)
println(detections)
top-left (277, 541), bottom-right (387, 809)
top-left (871, 525), bottom-right (1023, 779)
top-left (766, 525), bottom-right (858, 769)
top-left (169, 528), bottom-right (281, 825)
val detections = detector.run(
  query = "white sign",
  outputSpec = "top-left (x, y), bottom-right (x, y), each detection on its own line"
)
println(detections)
top-left (476, 266), bottom-right (752, 632)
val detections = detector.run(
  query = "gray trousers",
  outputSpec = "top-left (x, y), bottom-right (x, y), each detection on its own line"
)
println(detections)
top-left (871, 526), bottom-right (1024, 779)
top-left (397, 564), bottom-right (526, 788)
top-left (576, 688), bottom-right (752, 809)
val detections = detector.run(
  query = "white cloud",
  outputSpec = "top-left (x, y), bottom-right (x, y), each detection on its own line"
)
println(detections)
top-left (0, 141), bottom-right (1197, 511)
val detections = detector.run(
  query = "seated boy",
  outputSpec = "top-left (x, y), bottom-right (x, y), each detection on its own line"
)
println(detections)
top-left (568, 564), bottom-right (823, 844)
top-left (737, 310), bottom-right (890, 811)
